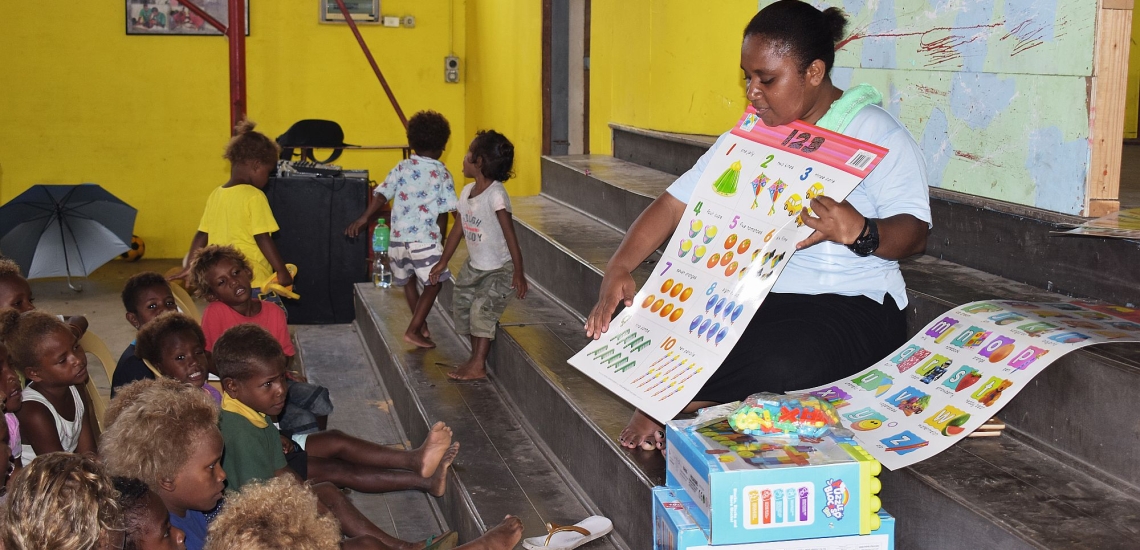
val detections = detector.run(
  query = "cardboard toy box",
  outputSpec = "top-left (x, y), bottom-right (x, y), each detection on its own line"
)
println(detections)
top-left (665, 420), bottom-right (883, 545)
top-left (654, 486), bottom-right (895, 550)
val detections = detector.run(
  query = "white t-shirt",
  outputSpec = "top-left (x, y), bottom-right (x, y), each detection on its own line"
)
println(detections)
top-left (459, 181), bottom-right (514, 270)
top-left (666, 105), bottom-right (932, 308)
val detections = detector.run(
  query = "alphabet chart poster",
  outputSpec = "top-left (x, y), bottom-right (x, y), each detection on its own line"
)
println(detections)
top-left (801, 300), bottom-right (1140, 470)
top-left (568, 106), bottom-right (888, 424)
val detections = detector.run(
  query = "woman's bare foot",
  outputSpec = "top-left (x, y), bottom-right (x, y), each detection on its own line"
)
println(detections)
top-left (414, 421), bottom-right (454, 477)
top-left (457, 516), bottom-right (524, 550)
top-left (620, 409), bottom-right (665, 450)
top-left (429, 442), bottom-right (459, 497)
top-left (448, 361), bottom-right (487, 381)
top-left (404, 329), bottom-right (436, 349)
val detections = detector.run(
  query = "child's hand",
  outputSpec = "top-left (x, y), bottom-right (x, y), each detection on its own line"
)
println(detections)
top-left (428, 263), bottom-right (446, 285)
top-left (345, 217), bottom-right (368, 238)
top-left (280, 435), bottom-right (296, 455)
top-left (277, 271), bottom-right (294, 288)
top-left (512, 270), bottom-right (528, 299)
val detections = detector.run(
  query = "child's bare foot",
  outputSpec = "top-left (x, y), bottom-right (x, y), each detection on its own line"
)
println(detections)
top-left (421, 325), bottom-right (431, 339)
top-left (619, 409), bottom-right (665, 451)
top-left (414, 421), bottom-right (454, 477)
top-left (457, 516), bottom-right (524, 550)
top-left (448, 361), bottom-right (486, 381)
top-left (429, 442), bottom-right (459, 497)
top-left (404, 330), bottom-right (436, 349)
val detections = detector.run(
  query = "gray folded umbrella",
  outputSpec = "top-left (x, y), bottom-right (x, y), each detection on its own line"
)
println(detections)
top-left (0, 184), bottom-right (137, 291)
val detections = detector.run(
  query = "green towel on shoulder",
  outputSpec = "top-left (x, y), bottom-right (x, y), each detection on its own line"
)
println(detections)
top-left (815, 83), bottom-right (882, 133)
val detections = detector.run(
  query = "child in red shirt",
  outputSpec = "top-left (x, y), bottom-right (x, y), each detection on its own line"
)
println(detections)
top-left (190, 245), bottom-right (331, 434)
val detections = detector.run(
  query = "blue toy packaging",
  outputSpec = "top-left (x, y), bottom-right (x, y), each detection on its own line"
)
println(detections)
top-left (654, 487), bottom-right (895, 549)
top-left (665, 419), bottom-right (883, 545)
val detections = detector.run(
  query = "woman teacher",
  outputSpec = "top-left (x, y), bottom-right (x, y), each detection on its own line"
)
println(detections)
top-left (584, 0), bottom-right (932, 450)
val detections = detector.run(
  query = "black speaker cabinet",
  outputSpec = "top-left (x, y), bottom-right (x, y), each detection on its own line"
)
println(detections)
top-left (264, 177), bottom-right (369, 324)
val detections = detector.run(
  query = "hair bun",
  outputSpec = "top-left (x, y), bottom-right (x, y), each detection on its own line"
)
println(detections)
top-left (821, 7), bottom-right (848, 46)
top-left (233, 119), bottom-right (258, 135)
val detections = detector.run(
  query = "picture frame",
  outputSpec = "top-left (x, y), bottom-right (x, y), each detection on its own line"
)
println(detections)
top-left (127, 0), bottom-right (250, 36)
top-left (321, 0), bottom-right (380, 23)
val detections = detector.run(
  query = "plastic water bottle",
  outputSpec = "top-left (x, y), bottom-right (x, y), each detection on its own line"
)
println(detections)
top-left (372, 220), bottom-right (392, 288)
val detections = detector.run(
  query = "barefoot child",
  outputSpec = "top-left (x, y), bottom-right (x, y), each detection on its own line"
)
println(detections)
top-left (112, 272), bottom-right (182, 396)
top-left (190, 245), bottom-right (332, 434)
top-left (214, 324), bottom-right (459, 496)
top-left (345, 111), bottom-right (458, 349)
top-left (113, 476), bottom-right (188, 550)
top-left (429, 130), bottom-right (527, 380)
top-left (170, 120), bottom-right (293, 291)
top-left (0, 310), bottom-right (97, 462)
top-left (135, 312), bottom-right (222, 404)
top-left (100, 378), bottom-right (227, 550)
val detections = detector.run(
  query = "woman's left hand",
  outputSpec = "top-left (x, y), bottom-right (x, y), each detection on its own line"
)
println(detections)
top-left (796, 196), bottom-right (866, 250)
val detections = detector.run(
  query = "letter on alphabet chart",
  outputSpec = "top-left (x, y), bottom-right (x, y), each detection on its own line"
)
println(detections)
top-left (971, 377), bottom-right (1005, 401)
top-left (843, 407), bottom-right (880, 421)
top-left (852, 369), bottom-right (892, 391)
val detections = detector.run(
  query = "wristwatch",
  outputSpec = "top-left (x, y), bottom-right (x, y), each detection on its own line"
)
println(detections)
top-left (847, 217), bottom-right (880, 257)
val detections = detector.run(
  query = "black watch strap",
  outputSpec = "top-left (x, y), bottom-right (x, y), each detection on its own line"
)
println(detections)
top-left (847, 217), bottom-right (880, 257)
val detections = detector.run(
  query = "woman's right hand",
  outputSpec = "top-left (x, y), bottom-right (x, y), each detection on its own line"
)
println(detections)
top-left (585, 269), bottom-right (637, 339)
top-left (345, 217), bottom-right (368, 238)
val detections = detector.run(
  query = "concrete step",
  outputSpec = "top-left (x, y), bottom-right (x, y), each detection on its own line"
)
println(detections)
top-left (611, 123), bottom-right (716, 177)
top-left (511, 194), bottom-right (659, 321)
top-left (541, 155), bottom-right (674, 233)
top-left (507, 190), bottom-right (1140, 548)
top-left (353, 284), bottom-right (622, 549)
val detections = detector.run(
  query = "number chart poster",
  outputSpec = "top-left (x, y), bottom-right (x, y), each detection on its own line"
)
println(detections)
top-left (568, 107), bottom-right (888, 424)
top-left (801, 300), bottom-right (1140, 470)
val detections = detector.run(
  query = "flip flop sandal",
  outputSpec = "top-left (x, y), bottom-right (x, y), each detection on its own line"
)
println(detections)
top-left (521, 516), bottom-right (613, 549)
top-left (424, 530), bottom-right (458, 550)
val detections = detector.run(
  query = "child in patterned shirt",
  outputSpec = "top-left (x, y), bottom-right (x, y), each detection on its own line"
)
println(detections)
top-left (347, 110), bottom-right (458, 348)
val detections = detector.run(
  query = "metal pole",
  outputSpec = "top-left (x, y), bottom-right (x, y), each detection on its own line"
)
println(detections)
top-left (174, 0), bottom-right (228, 34)
top-left (228, 0), bottom-right (248, 133)
top-left (333, 0), bottom-right (408, 129)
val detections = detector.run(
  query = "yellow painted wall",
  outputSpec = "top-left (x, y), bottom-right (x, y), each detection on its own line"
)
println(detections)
top-left (0, 0), bottom-right (467, 258)
top-left (463, 1), bottom-right (543, 197)
top-left (1126, 0), bottom-right (1140, 139)
top-left (589, 0), bottom-right (759, 155)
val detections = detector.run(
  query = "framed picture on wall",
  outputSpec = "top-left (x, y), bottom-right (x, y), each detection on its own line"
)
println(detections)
top-left (127, 0), bottom-right (250, 36)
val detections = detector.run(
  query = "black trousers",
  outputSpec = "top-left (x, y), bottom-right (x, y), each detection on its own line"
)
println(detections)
top-left (693, 292), bottom-right (907, 404)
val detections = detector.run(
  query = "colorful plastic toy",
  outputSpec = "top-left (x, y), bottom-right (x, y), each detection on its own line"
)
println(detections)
top-left (727, 393), bottom-right (841, 440)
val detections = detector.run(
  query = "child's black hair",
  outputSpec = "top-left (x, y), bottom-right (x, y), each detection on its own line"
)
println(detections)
top-left (213, 324), bottom-right (284, 381)
top-left (134, 312), bottom-right (206, 366)
top-left (406, 111), bottom-right (451, 154)
top-left (743, 0), bottom-right (848, 77)
top-left (469, 130), bottom-right (515, 183)
top-left (189, 245), bottom-right (250, 299)
top-left (112, 477), bottom-right (152, 550)
top-left (120, 272), bottom-right (170, 314)
top-left (224, 120), bottom-right (280, 168)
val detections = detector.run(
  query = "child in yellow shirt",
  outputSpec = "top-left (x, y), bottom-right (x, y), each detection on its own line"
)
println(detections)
top-left (172, 120), bottom-right (292, 289)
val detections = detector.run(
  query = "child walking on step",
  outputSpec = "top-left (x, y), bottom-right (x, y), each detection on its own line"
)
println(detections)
top-left (429, 130), bottom-right (527, 380)
top-left (345, 111), bottom-right (459, 349)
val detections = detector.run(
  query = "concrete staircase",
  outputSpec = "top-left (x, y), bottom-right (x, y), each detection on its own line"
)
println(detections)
top-left (355, 123), bottom-right (1140, 549)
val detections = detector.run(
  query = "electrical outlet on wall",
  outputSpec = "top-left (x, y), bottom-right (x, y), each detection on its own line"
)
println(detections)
top-left (401, 15), bottom-right (415, 28)
top-left (382, 16), bottom-right (400, 27)
top-left (444, 56), bottom-right (460, 83)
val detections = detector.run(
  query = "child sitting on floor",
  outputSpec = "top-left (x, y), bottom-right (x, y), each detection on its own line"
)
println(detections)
top-left (112, 271), bottom-right (182, 396)
top-left (203, 476), bottom-right (341, 550)
top-left (113, 476), bottom-right (188, 550)
top-left (345, 110), bottom-right (459, 349)
top-left (429, 130), bottom-right (528, 381)
top-left (170, 120), bottom-right (292, 292)
top-left (5, 452), bottom-right (122, 549)
top-left (214, 323), bottom-right (458, 496)
top-left (100, 378), bottom-right (227, 550)
top-left (0, 257), bottom-right (89, 337)
top-left (190, 244), bottom-right (332, 434)
top-left (0, 310), bottom-right (97, 462)
top-left (0, 339), bottom-right (24, 482)
top-left (135, 311), bottom-right (222, 404)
